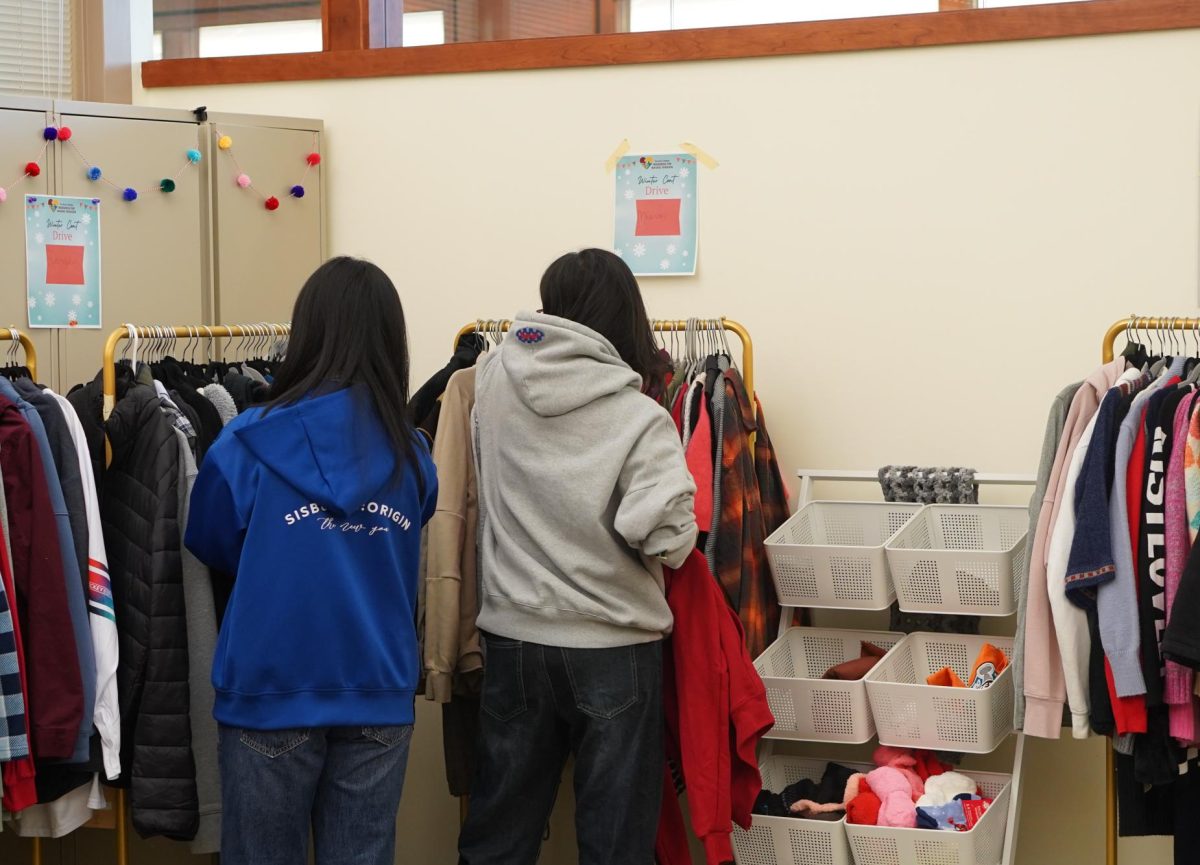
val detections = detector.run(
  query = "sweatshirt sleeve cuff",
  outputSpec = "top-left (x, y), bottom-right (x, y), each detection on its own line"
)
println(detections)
top-left (1071, 711), bottom-right (1091, 739)
top-left (424, 671), bottom-right (453, 704)
top-left (1107, 650), bottom-right (1148, 698)
top-left (1165, 664), bottom-right (1195, 705)
top-left (1021, 696), bottom-right (1065, 739)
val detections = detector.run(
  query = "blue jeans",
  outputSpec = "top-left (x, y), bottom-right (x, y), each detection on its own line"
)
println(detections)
top-left (219, 724), bottom-right (413, 865)
top-left (458, 635), bottom-right (664, 865)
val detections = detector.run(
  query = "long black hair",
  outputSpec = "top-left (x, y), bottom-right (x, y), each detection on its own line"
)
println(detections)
top-left (539, 248), bottom-right (667, 393)
top-left (268, 256), bottom-right (421, 483)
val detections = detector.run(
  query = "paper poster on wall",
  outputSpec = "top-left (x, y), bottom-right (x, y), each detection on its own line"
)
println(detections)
top-left (614, 153), bottom-right (697, 277)
top-left (25, 195), bottom-right (102, 329)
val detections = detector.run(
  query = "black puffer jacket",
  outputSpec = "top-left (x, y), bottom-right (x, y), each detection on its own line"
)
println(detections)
top-left (103, 383), bottom-right (198, 840)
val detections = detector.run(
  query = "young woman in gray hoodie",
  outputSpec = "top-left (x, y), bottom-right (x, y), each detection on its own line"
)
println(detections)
top-left (458, 248), bottom-right (698, 865)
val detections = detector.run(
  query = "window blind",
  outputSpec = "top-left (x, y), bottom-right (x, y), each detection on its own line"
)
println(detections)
top-left (0, 0), bottom-right (72, 98)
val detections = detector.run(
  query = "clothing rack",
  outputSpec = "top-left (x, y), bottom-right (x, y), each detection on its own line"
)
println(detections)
top-left (1098, 314), bottom-right (1200, 865)
top-left (29, 324), bottom-right (286, 865)
top-left (0, 328), bottom-right (38, 380)
top-left (101, 323), bottom-right (290, 421)
top-left (455, 318), bottom-right (755, 401)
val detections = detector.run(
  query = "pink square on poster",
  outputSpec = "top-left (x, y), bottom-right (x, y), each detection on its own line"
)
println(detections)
top-left (635, 198), bottom-right (681, 236)
top-left (45, 244), bottom-right (85, 285)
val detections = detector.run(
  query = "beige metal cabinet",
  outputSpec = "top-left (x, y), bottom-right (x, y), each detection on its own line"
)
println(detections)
top-left (52, 103), bottom-right (208, 392)
top-left (208, 115), bottom-right (325, 325)
top-left (0, 97), bottom-right (56, 382)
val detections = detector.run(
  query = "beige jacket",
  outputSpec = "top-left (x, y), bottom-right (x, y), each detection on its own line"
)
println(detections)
top-left (423, 367), bottom-right (482, 703)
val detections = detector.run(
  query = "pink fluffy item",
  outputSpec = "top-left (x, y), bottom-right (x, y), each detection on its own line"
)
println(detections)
top-left (866, 767), bottom-right (918, 828)
top-left (916, 771), bottom-right (978, 808)
top-left (872, 745), bottom-right (925, 798)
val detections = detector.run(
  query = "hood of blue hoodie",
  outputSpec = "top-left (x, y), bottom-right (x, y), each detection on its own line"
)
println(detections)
top-left (497, 311), bottom-right (641, 418)
top-left (234, 386), bottom-right (395, 519)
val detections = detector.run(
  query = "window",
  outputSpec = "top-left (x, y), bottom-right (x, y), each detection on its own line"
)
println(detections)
top-left (139, 0), bottom-right (1200, 87)
top-left (0, 0), bottom-right (73, 97)
top-left (153, 0), bottom-right (322, 60)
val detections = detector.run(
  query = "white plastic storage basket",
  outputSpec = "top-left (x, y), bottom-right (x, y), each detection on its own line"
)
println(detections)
top-left (844, 770), bottom-right (1011, 865)
top-left (863, 633), bottom-right (1014, 753)
top-left (756, 627), bottom-right (905, 743)
top-left (884, 505), bottom-right (1027, 616)
top-left (764, 502), bottom-right (923, 610)
top-left (732, 755), bottom-right (873, 865)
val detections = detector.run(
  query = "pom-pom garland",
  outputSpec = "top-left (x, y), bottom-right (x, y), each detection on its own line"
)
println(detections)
top-left (57, 126), bottom-right (71, 142)
top-left (236, 173), bottom-right (252, 188)
top-left (290, 185), bottom-right (305, 198)
top-left (264, 196), bottom-right (280, 211)
top-left (25, 162), bottom-right (40, 178)
top-left (123, 187), bottom-right (138, 202)
top-left (306, 152), bottom-right (321, 166)
top-left (160, 178), bottom-right (176, 193)
top-left (214, 127), bottom-right (321, 212)
top-left (87, 166), bottom-right (102, 181)
top-left (43, 126), bottom-right (58, 141)
top-left (218, 135), bottom-right (233, 150)
top-left (186, 149), bottom-right (202, 164)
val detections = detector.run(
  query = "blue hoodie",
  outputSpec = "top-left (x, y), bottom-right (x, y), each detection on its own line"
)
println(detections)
top-left (184, 387), bottom-right (437, 731)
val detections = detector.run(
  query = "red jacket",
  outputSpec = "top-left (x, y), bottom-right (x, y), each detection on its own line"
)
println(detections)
top-left (657, 550), bottom-right (774, 864)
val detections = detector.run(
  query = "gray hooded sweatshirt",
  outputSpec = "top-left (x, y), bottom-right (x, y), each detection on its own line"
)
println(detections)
top-left (473, 311), bottom-right (698, 648)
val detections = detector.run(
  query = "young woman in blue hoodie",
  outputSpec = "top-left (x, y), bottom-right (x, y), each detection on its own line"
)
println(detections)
top-left (459, 249), bottom-right (698, 865)
top-left (185, 256), bottom-right (438, 865)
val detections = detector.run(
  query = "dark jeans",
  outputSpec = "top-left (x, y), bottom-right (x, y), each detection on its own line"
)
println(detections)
top-left (458, 635), bottom-right (664, 865)
top-left (219, 724), bottom-right (413, 865)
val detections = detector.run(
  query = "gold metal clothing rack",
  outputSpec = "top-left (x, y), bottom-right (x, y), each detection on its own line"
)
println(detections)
top-left (102, 323), bottom-right (290, 420)
top-left (1099, 314), bottom-right (1200, 865)
top-left (456, 317), bottom-right (755, 399)
top-left (0, 327), bottom-right (37, 380)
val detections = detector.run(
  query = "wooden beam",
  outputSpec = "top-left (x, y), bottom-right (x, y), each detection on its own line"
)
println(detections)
top-left (142, 0), bottom-right (1200, 87)
top-left (323, 0), bottom-right (375, 49)
top-left (940, 0), bottom-right (979, 9)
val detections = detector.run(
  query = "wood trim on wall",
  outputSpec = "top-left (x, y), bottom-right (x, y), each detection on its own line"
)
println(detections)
top-left (141, 0), bottom-right (1200, 88)
top-left (322, 0), bottom-right (375, 50)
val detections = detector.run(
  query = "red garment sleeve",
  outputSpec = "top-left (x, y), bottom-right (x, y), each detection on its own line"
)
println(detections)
top-left (0, 409), bottom-right (83, 759)
top-left (0, 524), bottom-right (37, 812)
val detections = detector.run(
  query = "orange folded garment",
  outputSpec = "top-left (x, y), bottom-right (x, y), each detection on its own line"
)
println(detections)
top-left (926, 643), bottom-right (1008, 689)
top-left (926, 667), bottom-right (966, 688)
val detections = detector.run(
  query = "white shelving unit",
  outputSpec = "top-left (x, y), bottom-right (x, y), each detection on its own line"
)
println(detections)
top-left (753, 468), bottom-right (1034, 865)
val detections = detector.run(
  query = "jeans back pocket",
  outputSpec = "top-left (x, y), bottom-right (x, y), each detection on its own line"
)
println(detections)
top-left (481, 638), bottom-right (527, 722)
top-left (239, 728), bottom-right (311, 759)
top-left (563, 645), bottom-right (639, 720)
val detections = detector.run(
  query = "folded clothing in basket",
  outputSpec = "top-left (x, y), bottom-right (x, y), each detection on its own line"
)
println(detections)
top-left (926, 643), bottom-right (1008, 689)
top-left (916, 794), bottom-right (993, 831)
top-left (753, 761), bottom-right (858, 821)
top-left (822, 640), bottom-right (889, 681)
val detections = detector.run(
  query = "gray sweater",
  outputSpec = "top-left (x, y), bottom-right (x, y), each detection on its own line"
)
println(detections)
top-left (473, 312), bottom-right (697, 648)
top-left (173, 428), bottom-right (222, 853)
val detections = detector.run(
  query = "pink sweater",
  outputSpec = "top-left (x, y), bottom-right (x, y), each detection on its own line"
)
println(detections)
top-left (1023, 358), bottom-right (1126, 738)
top-left (1167, 391), bottom-right (1199, 741)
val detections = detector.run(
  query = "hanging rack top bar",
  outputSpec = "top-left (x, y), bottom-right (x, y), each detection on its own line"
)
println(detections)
top-left (0, 328), bottom-right (37, 381)
top-left (456, 317), bottom-right (754, 398)
top-left (1102, 315), bottom-right (1200, 363)
top-left (102, 324), bottom-right (290, 420)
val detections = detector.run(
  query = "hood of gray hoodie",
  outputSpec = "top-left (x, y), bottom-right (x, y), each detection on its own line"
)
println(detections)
top-left (496, 312), bottom-right (641, 417)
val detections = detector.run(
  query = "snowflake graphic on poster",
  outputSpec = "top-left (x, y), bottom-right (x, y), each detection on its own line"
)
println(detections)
top-left (27, 296), bottom-right (36, 310)
top-left (679, 167), bottom-right (690, 178)
top-left (34, 232), bottom-right (44, 245)
top-left (44, 291), bottom-right (56, 307)
top-left (71, 294), bottom-right (81, 307)
top-left (87, 301), bottom-right (94, 308)
top-left (667, 244), bottom-right (677, 255)
top-left (67, 311), bottom-right (78, 326)
top-left (660, 259), bottom-right (671, 270)
top-left (624, 189), bottom-right (634, 201)
top-left (632, 243), bottom-right (646, 258)
top-left (615, 248), bottom-right (624, 257)
top-left (81, 213), bottom-right (92, 225)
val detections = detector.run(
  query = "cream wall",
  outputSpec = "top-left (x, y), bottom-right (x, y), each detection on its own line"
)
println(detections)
top-left (127, 25), bottom-right (1200, 865)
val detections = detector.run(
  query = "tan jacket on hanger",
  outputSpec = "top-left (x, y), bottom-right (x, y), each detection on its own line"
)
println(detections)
top-left (423, 366), bottom-right (483, 703)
